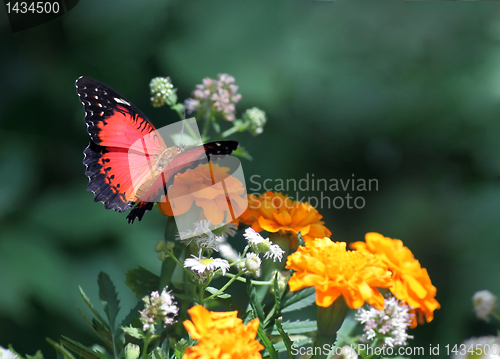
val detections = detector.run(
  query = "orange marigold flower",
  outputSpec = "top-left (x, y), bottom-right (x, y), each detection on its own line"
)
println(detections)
top-left (285, 238), bottom-right (392, 309)
top-left (158, 163), bottom-right (247, 225)
top-left (239, 191), bottom-right (331, 247)
top-left (350, 232), bottom-right (440, 326)
top-left (183, 305), bottom-right (264, 359)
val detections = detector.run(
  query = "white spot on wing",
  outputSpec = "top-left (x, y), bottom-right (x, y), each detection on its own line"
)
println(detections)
top-left (114, 97), bottom-right (131, 106)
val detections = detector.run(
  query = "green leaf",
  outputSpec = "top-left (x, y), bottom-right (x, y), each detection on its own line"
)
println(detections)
top-left (336, 313), bottom-right (358, 343)
top-left (232, 146), bottom-right (253, 160)
top-left (26, 350), bottom-right (44, 359)
top-left (297, 231), bottom-right (305, 247)
top-left (273, 273), bottom-right (282, 309)
top-left (167, 91), bottom-right (178, 106)
top-left (122, 325), bottom-right (143, 339)
top-left (281, 287), bottom-right (316, 313)
top-left (60, 336), bottom-right (104, 359)
top-left (275, 318), bottom-right (294, 358)
top-left (119, 301), bottom-right (143, 329)
top-left (270, 337), bottom-right (312, 354)
top-left (212, 120), bottom-right (221, 134)
top-left (174, 339), bottom-right (187, 359)
top-left (205, 286), bottom-right (231, 299)
top-left (161, 338), bottom-right (170, 359)
top-left (246, 279), bottom-right (265, 323)
top-left (151, 348), bottom-right (168, 359)
top-left (46, 339), bottom-right (77, 359)
top-left (257, 325), bottom-right (278, 359)
top-left (271, 320), bottom-right (317, 335)
top-left (126, 267), bottom-right (160, 299)
top-left (92, 318), bottom-right (114, 347)
top-left (262, 274), bottom-right (281, 328)
top-left (76, 308), bottom-right (113, 351)
top-left (79, 286), bottom-right (108, 328)
top-left (98, 272), bottom-right (120, 330)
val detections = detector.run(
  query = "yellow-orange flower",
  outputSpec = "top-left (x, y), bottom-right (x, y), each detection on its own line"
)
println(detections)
top-left (239, 191), bottom-right (331, 247)
top-left (285, 238), bottom-right (392, 309)
top-left (183, 305), bottom-right (264, 359)
top-left (158, 163), bottom-right (247, 225)
top-left (350, 232), bottom-right (440, 326)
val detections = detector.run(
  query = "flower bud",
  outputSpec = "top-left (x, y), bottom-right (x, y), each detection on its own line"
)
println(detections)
top-left (473, 290), bottom-right (497, 321)
top-left (243, 107), bottom-right (266, 136)
top-left (245, 253), bottom-right (262, 277)
top-left (124, 344), bottom-right (140, 359)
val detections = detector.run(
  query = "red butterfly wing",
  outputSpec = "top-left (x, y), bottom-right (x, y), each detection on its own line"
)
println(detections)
top-left (126, 141), bottom-right (239, 223)
top-left (76, 76), bottom-right (166, 213)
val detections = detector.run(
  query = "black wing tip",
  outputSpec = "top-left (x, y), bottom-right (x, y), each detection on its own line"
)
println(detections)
top-left (126, 202), bottom-right (154, 223)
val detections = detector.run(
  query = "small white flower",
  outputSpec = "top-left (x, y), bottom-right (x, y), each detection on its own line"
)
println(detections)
top-left (245, 253), bottom-right (262, 277)
top-left (243, 228), bottom-right (285, 262)
top-left (473, 290), bottom-right (497, 322)
top-left (263, 243), bottom-right (285, 262)
top-left (177, 220), bottom-right (221, 252)
top-left (139, 287), bottom-right (179, 333)
top-left (184, 256), bottom-right (230, 276)
top-left (355, 295), bottom-right (414, 347)
top-left (0, 348), bottom-right (19, 359)
top-left (220, 222), bottom-right (238, 237)
top-left (243, 227), bottom-right (265, 245)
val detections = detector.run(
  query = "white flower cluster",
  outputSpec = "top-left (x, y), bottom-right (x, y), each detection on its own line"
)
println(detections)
top-left (242, 107), bottom-right (267, 135)
top-left (243, 228), bottom-right (285, 262)
top-left (355, 296), bottom-right (414, 348)
top-left (139, 287), bottom-right (179, 333)
top-left (149, 77), bottom-right (174, 107)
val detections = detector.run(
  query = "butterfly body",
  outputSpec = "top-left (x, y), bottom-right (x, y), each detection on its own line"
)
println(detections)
top-left (76, 76), bottom-right (238, 222)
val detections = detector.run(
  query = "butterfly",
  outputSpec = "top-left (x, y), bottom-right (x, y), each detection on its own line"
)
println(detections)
top-left (75, 76), bottom-right (239, 223)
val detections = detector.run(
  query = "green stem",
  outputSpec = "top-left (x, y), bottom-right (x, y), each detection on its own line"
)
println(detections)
top-left (166, 248), bottom-right (193, 278)
top-left (199, 285), bottom-right (206, 306)
top-left (491, 310), bottom-right (500, 322)
top-left (201, 114), bottom-right (212, 140)
top-left (221, 125), bottom-right (242, 138)
top-left (312, 297), bottom-right (348, 359)
top-left (203, 272), bottom-right (243, 303)
top-left (142, 335), bottom-right (151, 359)
top-left (224, 272), bottom-right (274, 286)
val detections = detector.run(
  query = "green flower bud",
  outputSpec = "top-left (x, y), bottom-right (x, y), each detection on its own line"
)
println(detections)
top-left (155, 240), bottom-right (166, 253)
top-left (243, 107), bottom-right (266, 136)
top-left (124, 344), bottom-right (140, 359)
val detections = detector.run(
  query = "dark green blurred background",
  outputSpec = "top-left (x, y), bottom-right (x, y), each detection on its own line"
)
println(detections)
top-left (2, 0), bottom-right (500, 357)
